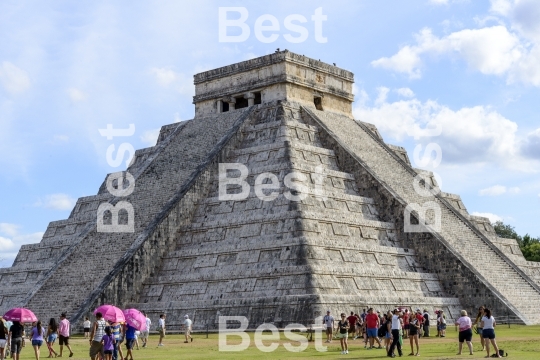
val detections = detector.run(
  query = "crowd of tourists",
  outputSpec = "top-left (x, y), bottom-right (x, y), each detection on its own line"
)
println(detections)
top-left (322, 306), bottom-right (503, 357)
top-left (0, 312), bottom-right (193, 360)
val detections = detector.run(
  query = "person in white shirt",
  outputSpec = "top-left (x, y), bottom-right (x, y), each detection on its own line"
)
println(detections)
top-left (480, 309), bottom-right (501, 358)
top-left (182, 315), bottom-right (193, 343)
top-left (83, 317), bottom-right (91, 339)
top-left (454, 310), bottom-right (473, 355)
top-left (322, 310), bottom-right (334, 343)
top-left (158, 314), bottom-right (166, 347)
top-left (141, 312), bottom-right (151, 348)
top-left (388, 309), bottom-right (403, 357)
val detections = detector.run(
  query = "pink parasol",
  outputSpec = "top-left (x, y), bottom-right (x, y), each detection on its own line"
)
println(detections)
top-left (123, 308), bottom-right (146, 331)
top-left (4, 308), bottom-right (38, 323)
top-left (94, 304), bottom-right (125, 323)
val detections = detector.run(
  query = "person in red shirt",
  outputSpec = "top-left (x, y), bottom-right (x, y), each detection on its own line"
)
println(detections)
top-left (415, 309), bottom-right (424, 337)
top-left (347, 312), bottom-right (357, 336)
top-left (403, 309), bottom-right (410, 339)
top-left (365, 308), bottom-right (382, 349)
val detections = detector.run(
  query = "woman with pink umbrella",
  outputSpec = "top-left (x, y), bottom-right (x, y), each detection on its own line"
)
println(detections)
top-left (91, 305), bottom-right (124, 360)
top-left (4, 308), bottom-right (38, 360)
top-left (123, 309), bottom-right (145, 360)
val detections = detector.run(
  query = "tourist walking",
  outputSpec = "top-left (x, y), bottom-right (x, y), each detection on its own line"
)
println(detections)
top-left (473, 306), bottom-right (485, 351)
top-left (83, 317), bottom-right (91, 339)
top-left (383, 312), bottom-right (392, 354)
top-left (365, 308), bottom-right (382, 349)
top-left (58, 313), bottom-right (74, 358)
top-left (346, 312), bottom-right (357, 339)
top-left (337, 313), bottom-right (349, 354)
top-left (422, 309), bottom-right (430, 337)
top-left (46, 318), bottom-right (58, 358)
top-left (323, 310), bottom-right (334, 343)
top-left (125, 323), bottom-right (137, 360)
top-left (455, 310), bottom-right (473, 355)
top-left (388, 309), bottom-right (403, 358)
top-left (8, 320), bottom-right (25, 360)
top-left (0, 317), bottom-right (8, 360)
top-left (481, 309), bottom-right (501, 358)
top-left (437, 310), bottom-right (447, 337)
top-left (89, 312), bottom-right (107, 360)
top-left (141, 312), bottom-right (150, 348)
top-left (408, 311), bottom-right (420, 356)
top-left (101, 326), bottom-right (115, 360)
top-left (402, 309), bottom-right (410, 339)
top-left (354, 313), bottom-right (362, 340)
top-left (183, 315), bottom-right (193, 343)
top-left (111, 321), bottom-right (124, 360)
top-left (31, 320), bottom-right (45, 360)
top-left (158, 314), bottom-right (166, 347)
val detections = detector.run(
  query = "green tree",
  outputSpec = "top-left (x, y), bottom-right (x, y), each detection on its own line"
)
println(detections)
top-left (493, 221), bottom-right (540, 262)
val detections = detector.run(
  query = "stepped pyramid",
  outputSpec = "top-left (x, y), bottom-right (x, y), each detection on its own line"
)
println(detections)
top-left (2, 50), bottom-right (540, 329)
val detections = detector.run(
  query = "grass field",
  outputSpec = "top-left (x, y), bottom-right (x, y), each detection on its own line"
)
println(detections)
top-left (6, 325), bottom-right (540, 360)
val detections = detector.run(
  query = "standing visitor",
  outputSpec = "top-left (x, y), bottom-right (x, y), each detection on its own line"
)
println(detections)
top-left (111, 321), bottom-right (124, 360)
top-left (353, 313), bottom-right (362, 340)
top-left (8, 320), bottom-right (25, 360)
top-left (31, 320), bottom-right (45, 360)
top-left (402, 309), bottom-right (410, 339)
top-left (337, 313), bottom-right (349, 355)
top-left (46, 318), bottom-right (59, 358)
top-left (481, 309), bottom-right (501, 358)
top-left (383, 312), bottom-right (392, 354)
top-left (83, 317), bottom-right (91, 339)
top-left (437, 310), bottom-right (447, 337)
top-left (101, 326), bottom-right (115, 360)
top-left (124, 323), bottom-right (137, 360)
top-left (388, 309), bottom-right (403, 358)
top-left (140, 312), bottom-right (150, 348)
top-left (422, 309), bottom-right (430, 337)
top-left (58, 313), bottom-right (74, 358)
top-left (182, 315), bottom-right (193, 343)
top-left (0, 317), bottom-right (7, 360)
top-left (157, 314), bottom-right (166, 347)
top-left (323, 310), bottom-right (334, 343)
top-left (89, 312), bottom-right (107, 360)
top-left (346, 312), bottom-right (357, 339)
top-left (408, 311), bottom-right (420, 356)
top-left (414, 309), bottom-right (424, 338)
top-left (365, 308), bottom-right (382, 350)
top-left (472, 306), bottom-right (485, 351)
top-left (455, 310), bottom-right (473, 355)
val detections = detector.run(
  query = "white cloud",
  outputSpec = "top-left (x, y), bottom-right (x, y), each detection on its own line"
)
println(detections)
top-left (471, 211), bottom-right (503, 223)
top-left (521, 128), bottom-right (540, 158)
top-left (353, 88), bottom-right (539, 170)
top-left (396, 87), bottom-right (415, 98)
top-left (150, 67), bottom-right (193, 96)
top-left (372, 45), bottom-right (422, 79)
top-left (0, 236), bottom-right (15, 250)
top-left (140, 128), bottom-right (160, 146)
top-left (479, 185), bottom-right (508, 196)
top-left (0, 223), bottom-right (43, 267)
top-left (0, 61), bottom-right (31, 94)
top-left (34, 193), bottom-right (76, 210)
top-left (489, 0), bottom-right (513, 16)
top-left (67, 87), bottom-right (87, 102)
top-left (0, 223), bottom-right (19, 237)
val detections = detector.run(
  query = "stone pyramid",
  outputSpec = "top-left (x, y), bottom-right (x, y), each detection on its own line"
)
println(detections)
top-left (2, 50), bottom-right (540, 330)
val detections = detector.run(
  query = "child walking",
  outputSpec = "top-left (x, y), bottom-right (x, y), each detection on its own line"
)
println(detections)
top-left (101, 326), bottom-right (116, 360)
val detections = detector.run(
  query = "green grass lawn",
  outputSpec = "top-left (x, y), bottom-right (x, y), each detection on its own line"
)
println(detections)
top-left (8, 325), bottom-right (540, 360)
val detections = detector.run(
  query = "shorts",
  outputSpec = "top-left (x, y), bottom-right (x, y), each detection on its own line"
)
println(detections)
top-left (385, 332), bottom-right (392, 339)
top-left (482, 329), bottom-right (495, 340)
top-left (325, 327), bottom-right (332, 335)
top-left (11, 337), bottom-right (23, 354)
top-left (89, 341), bottom-right (103, 358)
top-left (438, 323), bottom-right (447, 330)
top-left (158, 328), bottom-right (166, 337)
top-left (104, 350), bottom-right (113, 355)
top-left (140, 330), bottom-right (149, 339)
top-left (348, 325), bottom-right (355, 334)
top-left (125, 338), bottom-right (136, 350)
top-left (84, 327), bottom-right (91, 332)
top-left (477, 327), bottom-right (483, 336)
top-left (409, 330), bottom-right (418, 337)
top-left (135, 331), bottom-right (140, 339)
top-left (0, 339), bottom-right (6, 348)
top-left (59, 335), bottom-right (69, 346)
top-left (185, 329), bottom-right (191, 336)
top-left (367, 328), bottom-right (378, 338)
top-left (336, 332), bottom-right (348, 339)
top-left (459, 329), bottom-right (473, 343)
top-left (32, 340), bottom-right (43, 347)
top-left (48, 333), bottom-right (57, 343)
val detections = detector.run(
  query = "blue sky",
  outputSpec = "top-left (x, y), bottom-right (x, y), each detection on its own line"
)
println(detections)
top-left (1, 0), bottom-right (539, 266)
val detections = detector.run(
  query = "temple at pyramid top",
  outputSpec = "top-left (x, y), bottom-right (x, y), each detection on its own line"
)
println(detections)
top-left (193, 50), bottom-right (354, 117)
